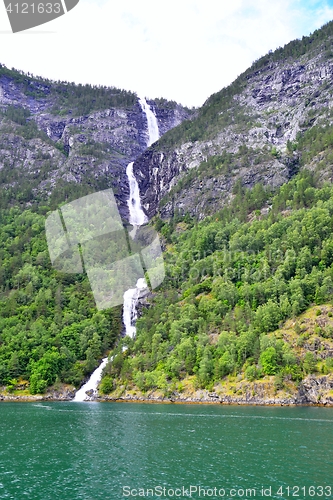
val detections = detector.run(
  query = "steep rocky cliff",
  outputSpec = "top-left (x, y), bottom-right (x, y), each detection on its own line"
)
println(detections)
top-left (0, 65), bottom-right (192, 218)
top-left (133, 21), bottom-right (333, 219)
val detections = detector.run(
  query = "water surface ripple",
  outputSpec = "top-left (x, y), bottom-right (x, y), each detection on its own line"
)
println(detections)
top-left (0, 403), bottom-right (332, 499)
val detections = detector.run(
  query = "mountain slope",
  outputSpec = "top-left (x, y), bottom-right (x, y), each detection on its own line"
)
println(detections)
top-left (100, 172), bottom-right (333, 403)
top-left (97, 21), bottom-right (333, 403)
top-left (0, 67), bottom-right (192, 395)
top-left (133, 20), bottom-right (333, 220)
top-left (2, 22), bottom-right (333, 400)
top-left (0, 64), bottom-right (192, 217)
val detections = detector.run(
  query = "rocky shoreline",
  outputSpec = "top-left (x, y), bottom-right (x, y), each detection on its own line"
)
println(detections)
top-left (0, 387), bottom-right (76, 402)
top-left (1, 375), bottom-right (332, 406)
top-left (97, 374), bottom-right (333, 407)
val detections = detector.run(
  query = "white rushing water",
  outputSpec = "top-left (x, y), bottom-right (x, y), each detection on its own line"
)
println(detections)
top-left (73, 357), bottom-right (108, 401)
top-left (122, 96), bottom-right (160, 339)
top-left (122, 277), bottom-right (149, 339)
top-left (126, 162), bottom-right (148, 227)
top-left (138, 96), bottom-right (160, 146)
top-left (73, 97), bottom-right (160, 400)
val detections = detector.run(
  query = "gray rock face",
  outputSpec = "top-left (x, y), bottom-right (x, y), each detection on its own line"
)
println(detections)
top-left (0, 70), bottom-right (192, 219)
top-left (132, 49), bottom-right (333, 219)
top-left (3, 31), bottom-right (333, 222)
top-left (297, 375), bottom-right (333, 405)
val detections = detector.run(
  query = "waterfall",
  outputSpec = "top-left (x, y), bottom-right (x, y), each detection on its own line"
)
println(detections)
top-left (138, 96), bottom-right (159, 146)
top-left (126, 162), bottom-right (148, 227)
top-left (73, 357), bottom-right (108, 402)
top-left (72, 96), bottom-right (160, 400)
top-left (122, 96), bottom-right (160, 339)
top-left (122, 278), bottom-right (149, 339)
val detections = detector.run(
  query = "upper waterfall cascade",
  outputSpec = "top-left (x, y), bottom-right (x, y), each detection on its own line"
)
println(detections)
top-left (138, 96), bottom-right (160, 146)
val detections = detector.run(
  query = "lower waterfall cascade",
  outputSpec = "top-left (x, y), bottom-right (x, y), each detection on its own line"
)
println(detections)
top-left (72, 357), bottom-right (108, 402)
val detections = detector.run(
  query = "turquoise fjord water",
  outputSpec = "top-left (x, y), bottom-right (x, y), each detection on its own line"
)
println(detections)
top-left (0, 403), bottom-right (332, 500)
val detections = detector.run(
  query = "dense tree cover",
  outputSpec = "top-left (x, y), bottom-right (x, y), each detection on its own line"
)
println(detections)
top-left (248, 20), bottom-right (333, 71)
top-left (103, 171), bottom-right (333, 394)
top-left (50, 83), bottom-right (136, 116)
top-left (0, 105), bottom-right (51, 142)
top-left (152, 97), bottom-right (192, 112)
top-left (0, 63), bottom-right (136, 115)
top-left (0, 207), bottom-right (122, 392)
top-left (294, 119), bottom-right (333, 167)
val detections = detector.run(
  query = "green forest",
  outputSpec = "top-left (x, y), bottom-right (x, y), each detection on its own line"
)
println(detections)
top-left (1, 20), bottom-right (333, 398)
top-left (0, 207), bottom-right (122, 393)
top-left (101, 171), bottom-right (333, 396)
top-left (0, 63), bottom-right (136, 116)
top-left (1, 168), bottom-right (333, 396)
